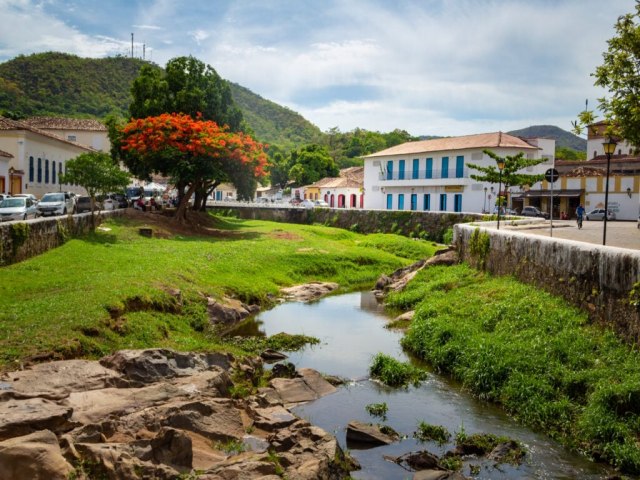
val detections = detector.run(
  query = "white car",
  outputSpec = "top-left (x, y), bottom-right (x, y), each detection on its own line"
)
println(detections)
top-left (314, 200), bottom-right (330, 207)
top-left (300, 199), bottom-right (315, 209)
top-left (0, 197), bottom-right (39, 221)
top-left (36, 192), bottom-right (75, 217)
top-left (585, 209), bottom-right (616, 221)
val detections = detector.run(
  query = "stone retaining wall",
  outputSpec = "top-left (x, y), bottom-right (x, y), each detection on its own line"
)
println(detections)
top-left (454, 223), bottom-right (640, 343)
top-left (209, 205), bottom-right (484, 241)
top-left (0, 210), bottom-right (124, 266)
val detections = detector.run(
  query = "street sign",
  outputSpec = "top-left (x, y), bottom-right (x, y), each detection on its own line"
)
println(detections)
top-left (545, 168), bottom-right (559, 183)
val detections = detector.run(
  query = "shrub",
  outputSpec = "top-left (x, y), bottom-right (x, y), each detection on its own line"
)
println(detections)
top-left (369, 353), bottom-right (428, 388)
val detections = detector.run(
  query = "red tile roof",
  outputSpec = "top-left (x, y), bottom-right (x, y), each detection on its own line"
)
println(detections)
top-left (309, 167), bottom-right (364, 189)
top-left (0, 149), bottom-right (13, 158)
top-left (365, 132), bottom-right (538, 158)
top-left (0, 117), bottom-right (93, 150)
top-left (23, 116), bottom-right (107, 131)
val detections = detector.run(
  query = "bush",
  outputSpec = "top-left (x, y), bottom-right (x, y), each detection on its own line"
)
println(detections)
top-left (369, 353), bottom-right (428, 388)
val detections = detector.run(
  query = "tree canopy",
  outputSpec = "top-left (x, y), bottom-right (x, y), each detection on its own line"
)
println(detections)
top-left (468, 150), bottom-right (546, 205)
top-left (573, 3), bottom-right (640, 146)
top-left (120, 113), bottom-right (267, 219)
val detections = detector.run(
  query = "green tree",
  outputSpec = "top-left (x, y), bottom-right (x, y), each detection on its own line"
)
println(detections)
top-left (573, 3), bottom-right (640, 146)
top-left (60, 152), bottom-right (130, 223)
top-left (268, 152), bottom-right (291, 189)
top-left (287, 144), bottom-right (339, 186)
top-left (556, 146), bottom-right (586, 161)
top-left (468, 150), bottom-right (546, 206)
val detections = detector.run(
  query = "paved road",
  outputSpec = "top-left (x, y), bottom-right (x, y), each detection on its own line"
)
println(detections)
top-left (501, 218), bottom-right (640, 250)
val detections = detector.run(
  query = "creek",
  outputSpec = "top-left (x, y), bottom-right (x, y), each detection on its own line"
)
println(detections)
top-left (227, 291), bottom-right (613, 479)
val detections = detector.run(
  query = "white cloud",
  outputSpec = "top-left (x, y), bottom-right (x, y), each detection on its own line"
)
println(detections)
top-left (132, 24), bottom-right (162, 31)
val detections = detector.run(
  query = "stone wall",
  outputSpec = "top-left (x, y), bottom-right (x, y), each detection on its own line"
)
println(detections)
top-left (454, 223), bottom-right (640, 343)
top-left (209, 206), bottom-right (484, 242)
top-left (0, 211), bottom-right (124, 266)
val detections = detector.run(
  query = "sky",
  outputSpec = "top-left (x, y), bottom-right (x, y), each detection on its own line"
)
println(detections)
top-left (0, 0), bottom-right (636, 137)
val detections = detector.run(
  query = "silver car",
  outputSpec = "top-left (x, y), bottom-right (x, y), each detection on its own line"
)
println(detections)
top-left (37, 192), bottom-right (75, 217)
top-left (585, 209), bottom-right (616, 221)
top-left (0, 197), bottom-right (39, 222)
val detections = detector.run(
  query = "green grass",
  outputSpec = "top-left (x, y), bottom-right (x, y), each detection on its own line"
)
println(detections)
top-left (414, 422), bottom-right (451, 445)
top-left (369, 353), bottom-right (428, 388)
top-left (391, 263), bottom-right (640, 474)
top-left (0, 213), bottom-right (437, 370)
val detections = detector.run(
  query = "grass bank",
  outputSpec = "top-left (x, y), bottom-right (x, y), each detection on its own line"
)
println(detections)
top-left (388, 263), bottom-right (640, 473)
top-left (0, 212), bottom-right (438, 371)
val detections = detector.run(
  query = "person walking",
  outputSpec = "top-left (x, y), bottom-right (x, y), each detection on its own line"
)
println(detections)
top-left (576, 204), bottom-right (585, 229)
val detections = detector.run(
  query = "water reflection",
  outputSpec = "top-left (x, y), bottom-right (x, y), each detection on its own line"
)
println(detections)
top-left (229, 291), bottom-right (613, 479)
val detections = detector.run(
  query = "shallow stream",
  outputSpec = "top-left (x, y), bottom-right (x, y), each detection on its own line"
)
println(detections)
top-left (228, 291), bottom-right (613, 479)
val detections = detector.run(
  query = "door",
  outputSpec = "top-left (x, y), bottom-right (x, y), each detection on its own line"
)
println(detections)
top-left (10, 175), bottom-right (22, 195)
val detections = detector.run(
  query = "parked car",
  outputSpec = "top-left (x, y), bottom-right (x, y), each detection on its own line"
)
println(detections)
top-left (36, 192), bottom-right (75, 217)
top-left (586, 209), bottom-right (616, 221)
top-left (314, 200), bottom-right (330, 207)
top-left (12, 193), bottom-right (38, 204)
top-left (300, 199), bottom-right (315, 209)
top-left (0, 194), bottom-right (10, 203)
top-left (0, 197), bottom-right (39, 222)
top-left (76, 196), bottom-right (101, 213)
top-left (520, 206), bottom-right (550, 219)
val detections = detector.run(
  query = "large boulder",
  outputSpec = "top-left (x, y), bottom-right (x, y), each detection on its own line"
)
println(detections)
top-left (0, 397), bottom-right (73, 440)
top-left (269, 368), bottom-right (337, 405)
top-left (207, 296), bottom-right (259, 326)
top-left (99, 348), bottom-right (232, 384)
top-left (0, 430), bottom-right (75, 480)
top-left (345, 420), bottom-right (399, 446)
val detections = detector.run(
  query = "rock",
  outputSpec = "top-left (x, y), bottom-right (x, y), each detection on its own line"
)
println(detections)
top-left (0, 430), bottom-right (75, 480)
top-left (207, 296), bottom-right (257, 326)
top-left (393, 450), bottom-right (441, 470)
top-left (260, 349), bottom-right (288, 362)
top-left (269, 368), bottom-right (336, 405)
top-left (374, 274), bottom-right (392, 290)
top-left (393, 310), bottom-right (415, 323)
top-left (150, 427), bottom-right (193, 468)
top-left (99, 348), bottom-right (232, 384)
top-left (414, 471), bottom-right (468, 480)
top-left (487, 440), bottom-right (524, 464)
top-left (271, 361), bottom-right (297, 378)
top-left (0, 359), bottom-right (124, 399)
top-left (280, 282), bottom-right (339, 302)
top-left (162, 399), bottom-right (245, 441)
top-left (0, 397), bottom-right (73, 441)
top-left (345, 421), bottom-right (399, 446)
top-left (425, 249), bottom-right (458, 266)
top-left (252, 405), bottom-right (298, 430)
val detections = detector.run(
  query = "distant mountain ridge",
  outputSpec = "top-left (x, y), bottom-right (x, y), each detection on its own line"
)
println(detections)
top-left (0, 52), bottom-right (321, 150)
top-left (507, 125), bottom-right (586, 151)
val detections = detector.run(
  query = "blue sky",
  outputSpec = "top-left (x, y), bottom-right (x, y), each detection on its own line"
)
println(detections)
top-left (0, 0), bottom-right (636, 137)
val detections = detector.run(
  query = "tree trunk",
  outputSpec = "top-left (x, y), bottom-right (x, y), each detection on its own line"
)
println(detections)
top-left (201, 180), bottom-right (221, 212)
top-left (174, 184), bottom-right (196, 222)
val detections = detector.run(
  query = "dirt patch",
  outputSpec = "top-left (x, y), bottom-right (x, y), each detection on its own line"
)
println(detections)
top-left (269, 230), bottom-right (303, 241)
top-left (121, 208), bottom-right (240, 239)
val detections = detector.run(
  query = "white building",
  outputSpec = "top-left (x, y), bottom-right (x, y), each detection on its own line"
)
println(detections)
top-left (22, 117), bottom-right (110, 153)
top-left (363, 132), bottom-right (554, 213)
top-left (304, 167), bottom-right (364, 208)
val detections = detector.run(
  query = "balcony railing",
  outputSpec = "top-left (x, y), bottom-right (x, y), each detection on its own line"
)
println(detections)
top-left (379, 168), bottom-right (469, 181)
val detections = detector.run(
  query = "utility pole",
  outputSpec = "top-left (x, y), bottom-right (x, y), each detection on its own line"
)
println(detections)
top-left (131, 33), bottom-right (134, 58)
top-left (143, 44), bottom-right (146, 60)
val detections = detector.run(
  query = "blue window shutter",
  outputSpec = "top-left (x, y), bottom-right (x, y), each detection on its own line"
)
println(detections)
top-left (456, 155), bottom-right (464, 178)
top-left (412, 159), bottom-right (419, 179)
top-left (441, 157), bottom-right (449, 179)
top-left (410, 193), bottom-right (417, 210)
top-left (398, 194), bottom-right (405, 210)
top-left (386, 194), bottom-right (393, 209)
top-left (440, 193), bottom-right (447, 211)
top-left (386, 161), bottom-right (393, 180)
top-left (29, 157), bottom-right (34, 182)
top-left (37, 158), bottom-right (42, 183)
top-left (424, 194), bottom-right (431, 211)
top-left (398, 160), bottom-right (405, 180)
top-left (426, 158), bottom-right (433, 179)
top-left (454, 193), bottom-right (462, 212)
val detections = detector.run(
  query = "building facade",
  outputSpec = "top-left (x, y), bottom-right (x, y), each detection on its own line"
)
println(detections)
top-left (0, 117), bottom-right (92, 198)
top-left (22, 117), bottom-right (110, 153)
top-left (363, 132), bottom-right (554, 213)
top-left (304, 167), bottom-right (364, 208)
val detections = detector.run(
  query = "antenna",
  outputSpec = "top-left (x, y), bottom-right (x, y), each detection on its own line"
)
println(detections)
top-left (143, 44), bottom-right (146, 60)
top-left (131, 33), bottom-right (134, 58)
top-left (585, 98), bottom-right (588, 111)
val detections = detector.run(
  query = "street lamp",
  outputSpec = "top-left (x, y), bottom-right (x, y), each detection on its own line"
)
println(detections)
top-left (602, 136), bottom-right (617, 245)
top-left (483, 186), bottom-right (488, 213)
top-left (496, 158), bottom-right (505, 230)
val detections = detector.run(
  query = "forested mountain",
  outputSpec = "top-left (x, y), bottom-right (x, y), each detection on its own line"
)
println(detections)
top-left (0, 52), bottom-right (321, 149)
top-left (507, 125), bottom-right (586, 151)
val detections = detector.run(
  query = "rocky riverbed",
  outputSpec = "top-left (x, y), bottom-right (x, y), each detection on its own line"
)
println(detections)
top-left (0, 348), bottom-right (351, 479)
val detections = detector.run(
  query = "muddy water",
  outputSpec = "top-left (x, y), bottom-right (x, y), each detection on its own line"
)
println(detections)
top-left (227, 291), bottom-right (613, 479)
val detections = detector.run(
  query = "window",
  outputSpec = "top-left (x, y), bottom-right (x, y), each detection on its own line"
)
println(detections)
top-left (58, 163), bottom-right (63, 184)
top-left (412, 159), bottom-right (419, 179)
top-left (398, 193), bottom-right (405, 210)
top-left (456, 155), bottom-right (464, 178)
top-left (454, 193), bottom-right (462, 212)
top-left (410, 193), bottom-right (417, 211)
top-left (424, 193), bottom-right (431, 211)
top-left (441, 157), bottom-right (449, 179)
top-left (398, 160), bottom-right (405, 180)
top-left (439, 193), bottom-right (447, 211)
top-left (52, 161), bottom-right (56, 184)
top-left (29, 156), bottom-right (34, 182)
top-left (67, 135), bottom-right (76, 142)
top-left (386, 193), bottom-right (393, 210)
top-left (37, 158), bottom-right (42, 183)
top-left (45, 159), bottom-right (49, 184)
top-left (426, 158), bottom-right (433, 179)
top-left (386, 160), bottom-right (393, 180)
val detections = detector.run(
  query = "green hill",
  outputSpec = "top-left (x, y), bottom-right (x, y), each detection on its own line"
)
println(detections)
top-left (0, 52), bottom-right (321, 149)
top-left (508, 125), bottom-right (586, 151)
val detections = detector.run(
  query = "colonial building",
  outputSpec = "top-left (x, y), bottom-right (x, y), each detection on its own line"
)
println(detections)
top-left (22, 117), bottom-right (110, 153)
top-left (304, 166), bottom-right (364, 208)
top-left (363, 132), bottom-right (554, 213)
top-left (0, 117), bottom-right (92, 197)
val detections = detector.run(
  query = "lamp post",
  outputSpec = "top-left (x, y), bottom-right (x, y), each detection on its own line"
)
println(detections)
top-left (602, 137), bottom-right (617, 246)
top-left (496, 158), bottom-right (505, 230)
top-left (483, 187), bottom-right (488, 213)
